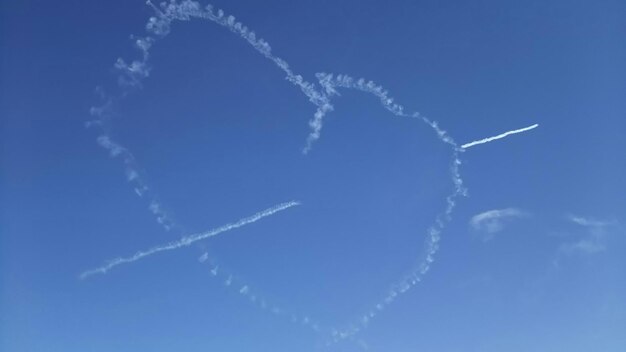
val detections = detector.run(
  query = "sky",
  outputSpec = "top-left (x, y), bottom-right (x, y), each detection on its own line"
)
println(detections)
top-left (1, 0), bottom-right (625, 351)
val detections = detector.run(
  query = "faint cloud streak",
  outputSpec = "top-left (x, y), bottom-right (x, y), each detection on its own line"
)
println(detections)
top-left (558, 214), bottom-right (617, 256)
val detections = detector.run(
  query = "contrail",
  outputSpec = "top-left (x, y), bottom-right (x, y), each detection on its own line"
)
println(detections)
top-left (461, 123), bottom-right (539, 149)
top-left (199, 258), bottom-right (324, 334)
top-left (79, 201), bottom-right (300, 279)
top-left (87, 0), bottom-right (331, 233)
top-left (143, 0), bottom-right (334, 154)
top-left (313, 73), bottom-right (467, 343)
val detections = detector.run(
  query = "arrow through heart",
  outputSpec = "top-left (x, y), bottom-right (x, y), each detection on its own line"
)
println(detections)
top-left (83, 0), bottom-right (537, 345)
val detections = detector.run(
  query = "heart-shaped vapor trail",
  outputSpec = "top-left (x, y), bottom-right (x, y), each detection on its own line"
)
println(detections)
top-left (84, 0), bottom-right (470, 344)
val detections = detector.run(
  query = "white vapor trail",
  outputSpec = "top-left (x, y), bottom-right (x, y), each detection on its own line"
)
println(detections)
top-left (143, 0), bottom-right (333, 154)
top-left (199, 260), bottom-right (323, 334)
top-left (86, 0), bottom-right (332, 234)
top-left (79, 201), bottom-right (300, 279)
top-left (461, 123), bottom-right (539, 149)
top-left (313, 73), bottom-right (467, 343)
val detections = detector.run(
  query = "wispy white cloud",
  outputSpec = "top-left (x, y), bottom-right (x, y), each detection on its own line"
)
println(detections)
top-left (558, 214), bottom-right (617, 256)
top-left (198, 252), bottom-right (209, 263)
top-left (568, 215), bottom-right (614, 228)
top-left (461, 123), bottom-right (538, 149)
top-left (559, 239), bottom-right (606, 255)
top-left (469, 208), bottom-right (528, 240)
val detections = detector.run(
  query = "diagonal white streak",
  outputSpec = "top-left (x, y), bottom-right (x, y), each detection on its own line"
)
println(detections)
top-left (79, 201), bottom-right (300, 279)
top-left (461, 123), bottom-right (539, 149)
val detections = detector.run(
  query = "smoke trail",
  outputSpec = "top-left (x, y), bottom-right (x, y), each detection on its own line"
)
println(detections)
top-left (86, 2), bottom-right (332, 338)
top-left (79, 201), bottom-right (300, 279)
top-left (461, 123), bottom-right (539, 149)
top-left (312, 73), bottom-right (467, 342)
top-left (143, 0), bottom-right (333, 153)
top-left (89, 70), bottom-right (177, 233)
top-left (87, 0), bottom-right (334, 232)
top-left (199, 260), bottom-right (325, 334)
top-left (303, 104), bottom-right (335, 154)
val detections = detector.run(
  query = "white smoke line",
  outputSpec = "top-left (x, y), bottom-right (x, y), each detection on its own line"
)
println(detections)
top-left (461, 123), bottom-right (539, 149)
top-left (313, 73), bottom-right (467, 343)
top-left (200, 260), bottom-right (325, 335)
top-left (303, 104), bottom-right (335, 154)
top-left (87, 0), bottom-right (333, 232)
top-left (79, 201), bottom-right (300, 279)
top-left (143, 0), bottom-right (333, 153)
top-left (89, 100), bottom-right (179, 233)
top-left (315, 73), bottom-right (461, 148)
top-left (147, 1), bottom-right (328, 104)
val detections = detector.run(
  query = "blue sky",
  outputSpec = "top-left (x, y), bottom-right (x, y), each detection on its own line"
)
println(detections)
top-left (1, 0), bottom-right (625, 351)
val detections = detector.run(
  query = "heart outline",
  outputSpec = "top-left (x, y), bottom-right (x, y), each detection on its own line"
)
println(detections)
top-left (86, 0), bottom-right (467, 343)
